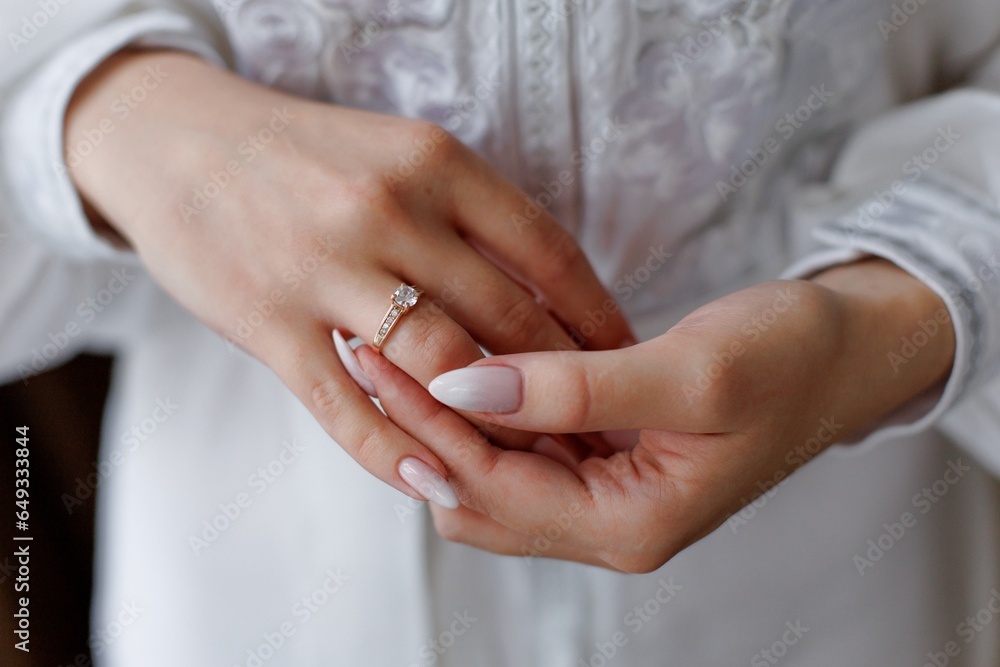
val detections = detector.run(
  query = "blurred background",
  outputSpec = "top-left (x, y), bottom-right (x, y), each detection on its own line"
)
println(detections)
top-left (1, 2), bottom-right (123, 664)
top-left (0, 356), bottom-right (111, 666)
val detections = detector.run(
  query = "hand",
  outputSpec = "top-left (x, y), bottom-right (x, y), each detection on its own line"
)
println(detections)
top-left (356, 259), bottom-right (955, 571)
top-left (64, 50), bottom-right (632, 506)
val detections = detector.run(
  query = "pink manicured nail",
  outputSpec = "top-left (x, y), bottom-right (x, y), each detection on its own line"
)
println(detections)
top-left (397, 457), bottom-right (459, 509)
top-left (333, 329), bottom-right (377, 397)
top-left (428, 366), bottom-right (522, 413)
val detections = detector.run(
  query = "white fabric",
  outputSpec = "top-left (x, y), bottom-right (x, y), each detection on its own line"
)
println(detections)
top-left (3, 0), bottom-right (1000, 664)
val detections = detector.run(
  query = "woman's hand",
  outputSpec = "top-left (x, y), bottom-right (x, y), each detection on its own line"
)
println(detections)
top-left (64, 50), bottom-right (632, 505)
top-left (356, 259), bottom-right (955, 571)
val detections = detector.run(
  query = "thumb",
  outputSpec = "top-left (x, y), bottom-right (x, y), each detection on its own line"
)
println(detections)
top-left (428, 343), bottom-right (674, 433)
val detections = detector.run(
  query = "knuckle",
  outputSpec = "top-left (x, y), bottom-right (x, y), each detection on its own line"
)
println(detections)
top-left (445, 447), bottom-right (502, 511)
top-left (604, 550), bottom-right (670, 575)
top-left (493, 296), bottom-right (545, 349)
top-left (309, 378), bottom-right (350, 422)
top-left (396, 313), bottom-right (470, 372)
top-left (309, 170), bottom-right (406, 239)
top-left (396, 120), bottom-right (459, 168)
top-left (431, 511), bottom-right (468, 544)
top-left (597, 524), bottom-right (675, 574)
top-left (342, 171), bottom-right (398, 215)
top-left (533, 226), bottom-right (586, 285)
top-left (350, 423), bottom-right (386, 470)
top-left (422, 318), bottom-right (464, 362)
top-left (555, 357), bottom-right (596, 429)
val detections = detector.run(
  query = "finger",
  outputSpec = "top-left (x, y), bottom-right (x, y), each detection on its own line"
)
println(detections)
top-left (451, 154), bottom-right (635, 350)
top-left (333, 329), bottom-right (376, 396)
top-left (532, 435), bottom-right (584, 468)
top-left (360, 342), bottom-right (684, 571)
top-left (324, 271), bottom-right (540, 451)
top-left (404, 234), bottom-right (581, 354)
top-left (329, 272), bottom-right (483, 384)
top-left (428, 504), bottom-right (611, 568)
top-left (428, 342), bottom-right (688, 433)
top-left (263, 321), bottom-right (459, 507)
top-left (360, 343), bottom-right (686, 573)
top-left (355, 345), bottom-right (595, 530)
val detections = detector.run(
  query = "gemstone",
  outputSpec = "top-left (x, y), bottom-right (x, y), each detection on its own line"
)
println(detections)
top-left (392, 285), bottom-right (420, 308)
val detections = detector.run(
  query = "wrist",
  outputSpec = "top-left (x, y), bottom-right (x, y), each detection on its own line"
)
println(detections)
top-left (809, 258), bottom-right (955, 428)
top-left (65, 49), bottom-right (201, 244)
top-left (64, 49), bottom-right (291, 246)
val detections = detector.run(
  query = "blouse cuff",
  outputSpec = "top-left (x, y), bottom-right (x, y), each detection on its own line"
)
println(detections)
top-left (0, 10), bottom-right (225, 262)
top-left (781, 174), bottom-right (1000, 449)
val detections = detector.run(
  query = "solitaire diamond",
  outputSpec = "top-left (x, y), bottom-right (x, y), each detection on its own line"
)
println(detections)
top-left (393, 285), bottom-right (420, 308)
top-left (375, 284), bottom-right (423, 351)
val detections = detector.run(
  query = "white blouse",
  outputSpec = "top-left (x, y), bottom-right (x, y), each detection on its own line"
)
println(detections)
top-left (3, 0), bottom-right (1000, 664)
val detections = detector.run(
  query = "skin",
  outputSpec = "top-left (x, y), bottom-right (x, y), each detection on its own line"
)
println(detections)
top-left (357, 259), bottom-right (956, 572)
top-left (67, 50), bottom-right (957, 571)
top-left (63, 49), bottom-right (632, 502)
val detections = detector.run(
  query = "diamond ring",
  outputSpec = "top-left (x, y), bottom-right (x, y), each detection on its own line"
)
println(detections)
top-left (373, 284), bottom-right (423, 351)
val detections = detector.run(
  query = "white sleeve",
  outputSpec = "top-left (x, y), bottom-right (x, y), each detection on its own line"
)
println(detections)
top-left (0, 203), bottom-right (154, 385)
top-left (0, 1), bottom-right (228, 383)
top-left (780, 0), bottom-right (1000, 472)
top-left (0, 1), bottom-right (228, 261)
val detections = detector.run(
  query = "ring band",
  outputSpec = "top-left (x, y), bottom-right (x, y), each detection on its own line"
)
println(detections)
top-left (374, 284), bottom-right (424, 351)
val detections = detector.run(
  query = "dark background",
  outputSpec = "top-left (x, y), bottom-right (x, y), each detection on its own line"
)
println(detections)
top-left (0, 354), bottom-right (111, 666)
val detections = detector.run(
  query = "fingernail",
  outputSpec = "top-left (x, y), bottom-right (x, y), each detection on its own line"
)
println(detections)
top-left (531, 435), bottom-right (580, 467)
top-left (428, 366), bottom-right (522, 413)
top-left (397, 457), bottom-right (459, 509)
top-left (333, 329), bottom-right (377, 397)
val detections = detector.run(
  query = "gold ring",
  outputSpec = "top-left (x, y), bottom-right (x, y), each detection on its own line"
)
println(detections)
top-left (373, 284), bottom-right (423, 351)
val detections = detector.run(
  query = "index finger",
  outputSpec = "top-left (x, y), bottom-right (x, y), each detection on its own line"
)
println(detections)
top-left (358, 344), bottom-right (685, 572)
top-left (328, 272), bottom-right (540, 451)
top-left (451, 151), bottom-right (636, 351)
top-left (355, 344), bottom-right (594, 530)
